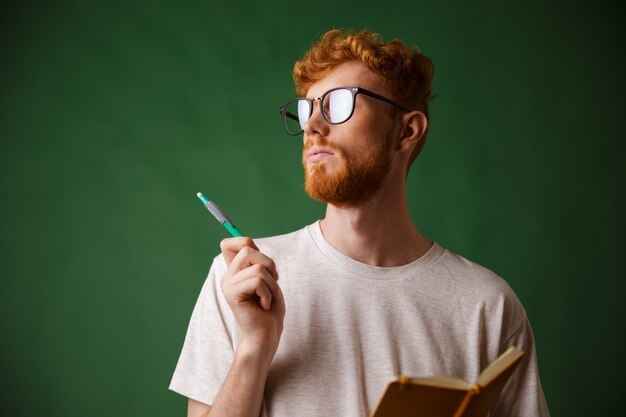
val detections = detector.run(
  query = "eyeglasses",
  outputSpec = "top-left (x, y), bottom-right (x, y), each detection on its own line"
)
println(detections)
top-left (278, 86), bottom-right (413, 136)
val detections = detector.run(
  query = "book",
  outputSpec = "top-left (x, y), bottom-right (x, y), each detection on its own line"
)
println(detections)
top-left (370, 346), bottom-right (525, 417)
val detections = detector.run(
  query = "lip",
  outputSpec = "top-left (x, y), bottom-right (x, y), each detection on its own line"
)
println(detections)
top-left (306, 146), bottom-right (335, 163)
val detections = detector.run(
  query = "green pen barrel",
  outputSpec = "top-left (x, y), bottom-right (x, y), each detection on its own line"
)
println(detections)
top-left (224, 221), bottom-right (244, 237)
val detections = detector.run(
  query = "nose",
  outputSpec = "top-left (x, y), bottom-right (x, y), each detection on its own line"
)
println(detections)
top-left (303, 98), bottom-right (329, 140)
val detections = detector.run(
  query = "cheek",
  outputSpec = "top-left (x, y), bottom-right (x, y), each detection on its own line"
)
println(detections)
top-left (355, 109), bottom-right (392, 140)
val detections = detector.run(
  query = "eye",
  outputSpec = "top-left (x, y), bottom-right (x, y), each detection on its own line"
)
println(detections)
top-left (327, 89), bottom-right (353, 123)
top-left (322, 100), bottom-right (331, 116)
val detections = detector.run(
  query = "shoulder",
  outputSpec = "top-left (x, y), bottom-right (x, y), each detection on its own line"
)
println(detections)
top-left (253, 223), bottom-right (316, 259)
top-left (435, 247), bottom-right (527, 329)
top-left (436, 248), bottom-right (516, 297)
top-left (205, 223), bottom-right (317, 284)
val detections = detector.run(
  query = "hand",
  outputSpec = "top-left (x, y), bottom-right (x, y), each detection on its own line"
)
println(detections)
top-left (220, 237), bottom-right (285, 360)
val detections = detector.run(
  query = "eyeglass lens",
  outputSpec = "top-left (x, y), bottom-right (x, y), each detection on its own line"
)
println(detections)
top-left (283, 88), bottom-right (355, 135)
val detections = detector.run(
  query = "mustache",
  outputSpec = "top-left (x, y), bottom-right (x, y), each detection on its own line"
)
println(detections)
top-left (303, 137), bottom-right (342, 155)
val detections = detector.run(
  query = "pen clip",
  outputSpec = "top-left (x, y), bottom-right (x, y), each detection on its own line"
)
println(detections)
top-left (206, 201), bottom-right (237, 227)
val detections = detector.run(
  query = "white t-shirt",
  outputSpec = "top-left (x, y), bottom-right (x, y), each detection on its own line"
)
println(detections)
top-left (170, 221), bottom-right (549, 417)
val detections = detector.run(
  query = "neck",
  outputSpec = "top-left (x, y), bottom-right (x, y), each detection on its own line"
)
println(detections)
top-left (320, 180), bottom-right (432, 267)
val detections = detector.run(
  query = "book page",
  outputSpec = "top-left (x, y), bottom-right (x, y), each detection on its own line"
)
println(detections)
top-left (407, 375), bottom-right (472, 390)
top-left (475, 347), bottom-right (524, 387)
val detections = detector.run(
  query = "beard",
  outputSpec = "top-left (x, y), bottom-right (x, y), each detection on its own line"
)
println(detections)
top-left (302, 133), bottom-right (394, 208)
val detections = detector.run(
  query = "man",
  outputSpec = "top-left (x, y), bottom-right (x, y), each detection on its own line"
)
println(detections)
top-left (170, 29), bottom-right (550, 417)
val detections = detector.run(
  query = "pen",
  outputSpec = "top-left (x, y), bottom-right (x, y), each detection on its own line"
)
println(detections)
top-left (196, 192), bottom-right (245, 237)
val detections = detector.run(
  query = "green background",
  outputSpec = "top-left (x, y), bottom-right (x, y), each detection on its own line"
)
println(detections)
top-left (1, 1), bottom-right (624, 416)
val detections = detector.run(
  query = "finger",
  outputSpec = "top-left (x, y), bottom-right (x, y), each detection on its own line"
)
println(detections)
top-left (227, 264), bottom-right (283, 306)
top-left (220, 237), bottom-right (258, 265)
top-left (273, 279), bottom-right (285, 307)
top-left (255, 280), bottom-right (272, 311)
top-left (226, 274), bottom-right (273, 311)
top-left (229, 247), bottom-right (279, 280)
top-left (223, 264), bottom-right (283, 307)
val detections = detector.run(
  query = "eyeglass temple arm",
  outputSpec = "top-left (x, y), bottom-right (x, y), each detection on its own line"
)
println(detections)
top-left (283, 110), bottom-right (299, 122)
top-left (360, 88), bottom-right (413, 113)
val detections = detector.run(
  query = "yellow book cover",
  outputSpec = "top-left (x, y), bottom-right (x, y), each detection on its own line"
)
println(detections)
top-left (370, 347), bottom-right (525, 417)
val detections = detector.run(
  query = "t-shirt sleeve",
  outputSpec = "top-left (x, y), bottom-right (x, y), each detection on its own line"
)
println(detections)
top-left (169, 255), bottom-right (236, 406)
top-left (489, 317), bottom-right (551, 417)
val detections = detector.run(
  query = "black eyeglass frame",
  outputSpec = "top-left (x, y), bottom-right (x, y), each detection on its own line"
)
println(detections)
top-left (278, 86), bottom-right (414, 136)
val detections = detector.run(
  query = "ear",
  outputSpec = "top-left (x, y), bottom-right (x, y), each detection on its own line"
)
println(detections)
top-left (397, 111), bottom-right (428, 153)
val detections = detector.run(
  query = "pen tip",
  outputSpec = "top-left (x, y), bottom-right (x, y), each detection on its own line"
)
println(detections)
top-left (196, 192), bottom-right (202, 197)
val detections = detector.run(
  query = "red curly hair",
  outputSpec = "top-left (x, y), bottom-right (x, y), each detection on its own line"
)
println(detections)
top-left (293, 29), bottom-right (435, 167)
